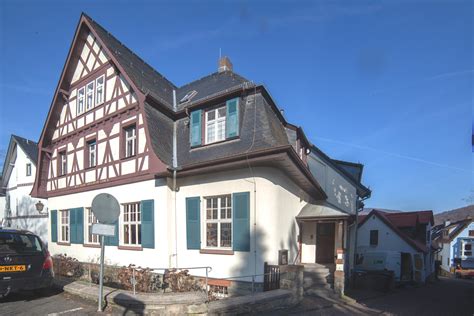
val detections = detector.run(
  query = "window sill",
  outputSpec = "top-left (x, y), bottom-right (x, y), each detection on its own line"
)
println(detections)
top-left (83, 243), bottom-right (101, 248)
top-left (200, 249), bottom-right (234, 255)
top-left (120, 155), bottom-right (137, 162)
top-left (57, 242), bottom-right (71, 246)
top-left (118, 245), bottom-right (143, 251)
top-left (190, 137), bottom-right (240, 150)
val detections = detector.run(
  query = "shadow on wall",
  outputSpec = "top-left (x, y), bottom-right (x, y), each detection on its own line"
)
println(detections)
top-left (9, 196), bottom-right (48, 244)
top-left (280, 220), bottom-right (299, 264)
top-left (228, 226), bottom-right (268, 285)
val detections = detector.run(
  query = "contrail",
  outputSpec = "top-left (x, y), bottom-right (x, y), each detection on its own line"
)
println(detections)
top-left (315, 136), bottom-right (473, 173)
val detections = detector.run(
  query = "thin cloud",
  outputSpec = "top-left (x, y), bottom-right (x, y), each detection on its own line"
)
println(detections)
top-left (315, 136), bottom-right (472, 173)
top-left (0, 83), bottom-right (51, 96)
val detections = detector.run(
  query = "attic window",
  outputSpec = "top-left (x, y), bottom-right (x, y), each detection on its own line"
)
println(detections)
top-left (180, 90), bottom-right (197, 104)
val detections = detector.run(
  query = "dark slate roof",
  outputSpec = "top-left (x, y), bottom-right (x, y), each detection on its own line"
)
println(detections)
top-left (176, 71), bottom-right (252, 110)
top-left (12, 135), bottom-right (38, 165)
top-left (143, 102), bottom-right (173, 166)
top-left (177, 93), bottom-right (290, 167)
top-left (432, 218), bottom-right (473, 242)
top-left (332, 159), bottom-right (363, 183)
top-left (84, 14), bottom-right (177, 108)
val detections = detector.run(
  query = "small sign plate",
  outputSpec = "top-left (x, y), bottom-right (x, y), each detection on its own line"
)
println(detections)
top-left (92, 223), bottom-right (116, 236)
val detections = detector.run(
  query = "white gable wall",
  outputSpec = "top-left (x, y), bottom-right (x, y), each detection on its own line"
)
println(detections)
top-left (357, 214), bottom-right (425, 281)
top-left (3, 143), bottom-right (48, 242)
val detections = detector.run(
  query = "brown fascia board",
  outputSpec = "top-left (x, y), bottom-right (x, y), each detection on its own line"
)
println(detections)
top-left (172, 145), bottom-right (327, 200)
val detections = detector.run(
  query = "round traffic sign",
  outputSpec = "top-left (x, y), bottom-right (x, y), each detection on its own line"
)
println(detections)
top-left (91, 193), bottom-right (120, 224)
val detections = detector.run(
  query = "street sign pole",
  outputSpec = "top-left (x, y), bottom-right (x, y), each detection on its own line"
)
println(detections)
top-left (98, 234), bottom-right (105, 312)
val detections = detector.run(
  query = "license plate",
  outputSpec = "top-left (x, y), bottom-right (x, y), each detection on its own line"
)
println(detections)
top-left (0, 265), bottom-right (26, 272)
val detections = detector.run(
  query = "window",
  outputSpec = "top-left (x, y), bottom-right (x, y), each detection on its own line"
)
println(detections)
top-left (59, 210), bottom-right (70, 243)
top-left (95, 75), bottom-right (104, 105)
top-left (122, 203), bottom-right (141, 246)
top-left (86, 140), bottom-right (97, 168)
top-left (469, 230), bottom-right (474, 237)
top-left (370, 230), bottom-right (378, 246)
top-left (124, 125), bottom-right (136, 158)
top-left (205, 107), bottom-right (226, 144)
top-left (85, 208), bottom-right (99, 244)
top-left (59, 151), bottom-right (67, 176)
top-left (77, 87), bottom-right (85, 114)
top-left (86, 81), bottom-right (94, 110)
top-left (463, 243), bottom-right (472, 257)
top-left (26, 163), bottom-right (31, 176)
top-left (205, 195), bottom-right (232, 248)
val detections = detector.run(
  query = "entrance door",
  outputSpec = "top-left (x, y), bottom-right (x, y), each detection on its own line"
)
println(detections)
top-left (316, 223), bottom-right (335, 264)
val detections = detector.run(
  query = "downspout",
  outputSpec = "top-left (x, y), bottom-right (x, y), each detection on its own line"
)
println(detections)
top-left (353, 195), bottom-right (370, 271)
top-left (172, 90), bottom-right (178, 268)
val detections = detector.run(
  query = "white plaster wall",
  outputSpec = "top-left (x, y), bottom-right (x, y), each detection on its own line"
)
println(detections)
top-left (47, 179), bottom-right (172, 268)
top-left (48, 167), bottom-right (308, 281)
top-left (357, 215), bottom-right (426, 281)
top-left (4, 145), bottom-right (48, 242)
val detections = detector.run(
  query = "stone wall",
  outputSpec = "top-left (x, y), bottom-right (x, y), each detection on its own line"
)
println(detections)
top-left (279, 264), bottom-right (304, 303)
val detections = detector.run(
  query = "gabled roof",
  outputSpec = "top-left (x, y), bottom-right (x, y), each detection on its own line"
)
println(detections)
top-left (432, 218), bottom-right (473, 242)
top-left (84, 14), bottom-right (177, 108)
top-left (1, 135), bottom-right (38, 193)
top-left (359, 209), bottom-right (433, 253)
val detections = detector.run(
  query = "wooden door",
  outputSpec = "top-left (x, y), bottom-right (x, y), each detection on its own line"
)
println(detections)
top-left (316, 223), bottom-right (335, 264)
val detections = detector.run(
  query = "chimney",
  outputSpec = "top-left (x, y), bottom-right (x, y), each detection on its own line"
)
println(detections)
top-left (444, 219), bottom-right (451, 227)
top-left (218, 56), bottom-right (233, 73)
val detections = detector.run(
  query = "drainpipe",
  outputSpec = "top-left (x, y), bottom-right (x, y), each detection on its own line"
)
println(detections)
top-left (172, 89), bottom-right (178, 268)
top-left (353, 195), bottom-right (370, 272)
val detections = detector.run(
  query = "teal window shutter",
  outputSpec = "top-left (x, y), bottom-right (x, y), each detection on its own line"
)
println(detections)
top-left (70, 209), bottom-right (77, 244)
top-left (75, 207), bottom-right (84, 244)
top-left (232, 192), bottom-right (250, 251)
top-left (105, 220), bottom-right (119, 246)
top-left (226, 98), bottom-right (239, 138)
top-left (190, 110), bottom-right (202, 147)
top-left (186, 197), bottom-right (201, 249)
top-left (141, 200), bottom-right (155, 248)
top-left (51, 210), bottom-right (57, 243)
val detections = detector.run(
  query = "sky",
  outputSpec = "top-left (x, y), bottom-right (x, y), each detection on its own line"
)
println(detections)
top-left (0, 0), bottom-right (472, 213)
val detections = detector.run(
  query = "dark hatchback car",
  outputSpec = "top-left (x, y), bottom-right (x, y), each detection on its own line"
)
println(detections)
top-left (0, 228), bottom-right (54, 296)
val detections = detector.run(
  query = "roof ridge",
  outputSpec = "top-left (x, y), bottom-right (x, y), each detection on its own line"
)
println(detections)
top-left (12, 134), bottom-right (37, 144)
top-left (178, 70), bottom-right (250, 91)
top-left (84, 14), bottom-right (177, 90)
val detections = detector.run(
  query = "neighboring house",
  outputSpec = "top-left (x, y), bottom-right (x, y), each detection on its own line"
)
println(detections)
top-left (0, 135), bottom-right (48, 241)
top-left (0, 174), bottom-right (5, 224)
top-left (30, 13), bottom-right (370, 293)
top-left (357, 209), bottom-right (434, 283)
top-left (432, 218), bottom-right (474, 273)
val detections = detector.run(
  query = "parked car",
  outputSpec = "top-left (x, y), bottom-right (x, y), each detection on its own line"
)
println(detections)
top-left (0, 228), bottom-right (54, 297)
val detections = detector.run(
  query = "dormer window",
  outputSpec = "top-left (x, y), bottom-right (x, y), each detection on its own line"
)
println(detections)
top-left (205, 107), bottom-right (226, 144)
top-left (77, 87), bottom-right (85, 115)
top-left (26, 163), bottom-right (31, 176)
top-left (86, 81), bottom-right (95, 110)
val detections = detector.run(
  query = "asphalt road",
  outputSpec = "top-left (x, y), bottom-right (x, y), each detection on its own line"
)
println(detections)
top-left (0, 287), bottom-right (101, 316)
top-left (0, 277), bottom-right (472, 315)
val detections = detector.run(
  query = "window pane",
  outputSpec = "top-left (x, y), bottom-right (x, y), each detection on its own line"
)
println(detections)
top-left (207, 209), bottom-right (212, 220)
top-left (138, 224), bottom-right (141, 244)
top-left (220, 223), bottom-right (232, 247)
top-left (217, 119), bottom-right (225, 141)
top-left (218, 107), bottom-right (226, 118)
top-left (207, 123), bottom-right (215, 143)
top-left (131, 225), bottom-right (137, 244)
top-left (207, 110), bottom-right (215, 121)
top-left (465, 244), bottom-right (472, 251)
top-left (206, 223), bottom-right (218, 247)
top-left (124, 225), bottom-right (129, 244)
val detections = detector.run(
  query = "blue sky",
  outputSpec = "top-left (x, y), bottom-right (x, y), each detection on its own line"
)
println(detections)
top-left (0, 0), bottom-right (472, 213)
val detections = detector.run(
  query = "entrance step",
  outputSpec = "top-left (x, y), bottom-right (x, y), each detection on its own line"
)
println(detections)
top-left (303, 263), bottom-right (336, 295)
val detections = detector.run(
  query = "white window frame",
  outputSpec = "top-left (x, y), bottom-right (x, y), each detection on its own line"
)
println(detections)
top-left (77, 87), bottom-right (85, 115)
top-left (59, 151), bottom-right (67, 176)
top-left (95, 75), bottom-right (105, 106)
top-left (203, 195), bottom-right (232, 250)
top-left (205, 107), bottom-right (226, 144)
top-left (86, 81), bottom-right (95, 111)
top-left (85, 207), bottom-right (99, 245)
top-left (124, 125), bottom-right (136, 158)
top-left (462, 241), bottom-right (473, 258)
top-left (59, 210), bottom-right (70, 243)
top-left (87, 140), bottom-right (97, 168)
top-left (121, 202), bottom-right (141, 246)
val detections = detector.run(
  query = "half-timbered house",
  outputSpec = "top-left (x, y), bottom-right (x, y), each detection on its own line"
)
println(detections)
top-left (31, 13), bottom-right (370, 295)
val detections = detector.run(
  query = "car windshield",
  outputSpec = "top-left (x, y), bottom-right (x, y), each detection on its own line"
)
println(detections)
top-left (0, 232), bottom-right (43, 254)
